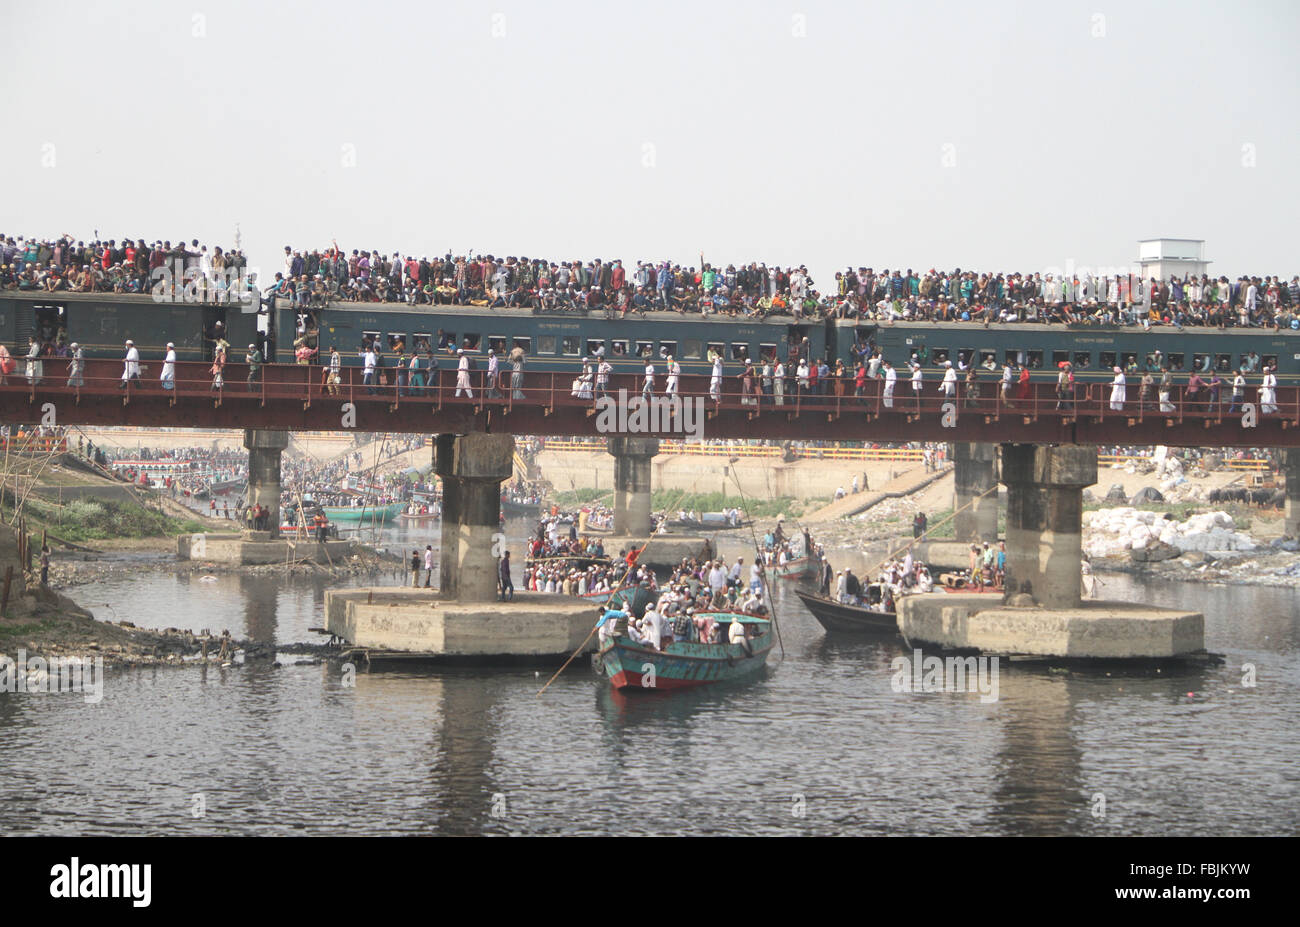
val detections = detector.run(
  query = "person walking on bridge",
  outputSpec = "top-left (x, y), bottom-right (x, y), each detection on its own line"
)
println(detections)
top-left (455, 348), bottom-right (473, 398)
top-left (66, 342), bottom-right (84, 389)
top-left (1108, 366), bottom-right (1126, 411)
top-left (119, 340), bottom-right (140, 389)
top-left (246, 343), bottom-right (262, 391)
top-left (161, 342), bottom-right (176, 391)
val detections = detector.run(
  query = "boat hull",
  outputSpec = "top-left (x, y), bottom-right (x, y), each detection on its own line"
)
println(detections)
top-left (599, 620), bottom-right (773, 690)
top-left (324, 502), bottom-right (405, 522)
top-left (794, 590), bottom-right (897, 634)
top-left (771, 555), bottom-right (820, 581)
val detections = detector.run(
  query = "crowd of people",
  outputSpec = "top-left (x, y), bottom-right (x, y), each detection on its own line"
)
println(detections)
top-left (8, 232), bottom-right (1299, 331)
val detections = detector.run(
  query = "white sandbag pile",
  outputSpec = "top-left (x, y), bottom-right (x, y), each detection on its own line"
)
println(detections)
top-left (1083, 507), bottom-right (1257, 557)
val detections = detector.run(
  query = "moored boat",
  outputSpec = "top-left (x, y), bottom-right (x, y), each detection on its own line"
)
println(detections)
top-left (323, 501), bottom-right (405, 522)
top-left (598, 613), bottom-right (774, 690)
top-left (771, 554), bottom-right (820, 580)
top-left (794, 589), bottom-right (898, 635)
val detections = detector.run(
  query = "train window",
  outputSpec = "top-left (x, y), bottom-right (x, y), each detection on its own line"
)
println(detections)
top-left (1215, 353), bottom-right (1231, 371)
top-left (487, 336), bottom-right (507, 355)
top-left (413, 332), bottom-right (434, 353)
top-left (387, 332), bottom-right (406, 351)
top-left (1098, 352), bottom-right (1114, 369)
top-left (979, 350), bottom-right (997, 369)
top-left (585, 339), bottom-right (605, 357)
top-left (1005, 350), bottom-right (1025, 366)
top-left (361, 331), bottom-right (381, 351)
top-left (1239, 353), bottom-right (1256, 369)
top-left (461, 334), bottom-right (481, 351)
top-left (512, 337), bottom-right (531, 355)
top-left (931, 348), bottom-right (950, 365)
top-left (1077, 352), bottom-right (1094, 369)
top-left (1122, 352), bottom-right (1139, 369)
top-left (611, 339), bottom-right (628, 357)
top-left (707, 342), bottom-right (725, 360)
top-left (956, 349), bottom-right (973, 369)
top-left (538, 336), bottom-right (557, 355)
top-left (1262, 354), bottom-right (1279, 371)
top-left (1052, 350), bottom-right (1070, 368)
top-left (659, 340), bottom-right (678, 359)
top-left (1027, 350), bottom-right (1043, 369)
top-left (635, 340), bottom-right (653, 358)
top-left (682, 339), bottom-right (703, 360)
top-left (561, 336), bottom-right (581, 356)
top-left (730, 343), bottom-right (750, 361)
top-left (1192, 353), bottom-right (1212, 373)
top-left (1168, 353), bottom-right (1185, 370)
top-left (439, 331), bottom-right (456, 350)
top-left (759, 343), bottom-right (778, 362)
top-left (32, 305), bottom-right (67, 349)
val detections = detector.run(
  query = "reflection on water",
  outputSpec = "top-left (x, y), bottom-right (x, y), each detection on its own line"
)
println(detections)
top-left (2, 523), bottom-right (1297, 835)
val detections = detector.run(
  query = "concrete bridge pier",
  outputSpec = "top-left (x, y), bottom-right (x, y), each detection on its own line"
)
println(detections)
top-left (1285, 450), bottom-right (1299, 539)
top-left (951, 442), bottom-right (999, 544)
top-left (436, 433), bottom-right (515, 602)
top-left (999, 443), bottom-right (1097, 609)
top-left (244, 429), bottom-right (289, 537)
top-left (608, 437), bottom-right (660, 537)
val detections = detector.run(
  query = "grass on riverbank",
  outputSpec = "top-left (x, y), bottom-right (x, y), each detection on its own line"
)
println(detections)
top-left (551, 489), bottom-right (805, 520)
top-left (19, 496), bottom-right (206, 544)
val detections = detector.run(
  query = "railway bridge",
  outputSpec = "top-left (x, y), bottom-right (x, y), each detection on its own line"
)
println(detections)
top-left (2, 359), bottom-right (1296, 603)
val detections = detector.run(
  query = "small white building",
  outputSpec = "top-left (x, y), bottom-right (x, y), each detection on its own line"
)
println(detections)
top-left (1136, 239), bottom-right (1211, 280)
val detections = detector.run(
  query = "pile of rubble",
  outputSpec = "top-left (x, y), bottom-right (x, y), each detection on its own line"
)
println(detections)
top-left (1084, 507), bottom-right (1258, 559)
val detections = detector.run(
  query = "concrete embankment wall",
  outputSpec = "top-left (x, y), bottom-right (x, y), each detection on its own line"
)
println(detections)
top-left (538, 451), bottom-right (902, 502)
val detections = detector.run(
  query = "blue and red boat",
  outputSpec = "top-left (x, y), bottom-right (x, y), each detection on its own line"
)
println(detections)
top-left (598, 613), bottom-right (775, 691)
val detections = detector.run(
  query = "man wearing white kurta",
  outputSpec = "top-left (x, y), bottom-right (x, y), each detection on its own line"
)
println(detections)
top-left (1109, 367), bottom-right (1126, 411)
top-left (1259, 366), bottom-right (1277, 414)
top-left (940, 361), bottom-right (957, 399)
top-left (455, 349), bottom-right (473, 398)
top-left (883, 361), bottom-right (897, 407)
top-left (120, 340), bottom-right (140, 388)
top-left (487, 350), bottom-right (501, 398)
top-left (665, 357), bottom-right (679, 397)
top-left (161, 342), bottom-right (177, 390)
top-left (773, 360), bottom-right (785, 406)
top-left (642, 360), bottom-right (655, 399)
top-left (709, 355), bottom-right (723, 402)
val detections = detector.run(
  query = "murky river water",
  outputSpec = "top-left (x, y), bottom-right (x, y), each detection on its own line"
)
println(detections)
top-left (2, 520), bottom-right (1297, 835)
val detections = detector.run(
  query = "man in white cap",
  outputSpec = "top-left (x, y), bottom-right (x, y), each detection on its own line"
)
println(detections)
top-left (120, 339), bottom-right (140, 388)
top-left (66, 342), bottom-right (84, 389)
top-left (940, 360), bottom-right (958, 399)
top-left (486, 348), bottom-right (501, 398)
top-left (161, 342), bottom-right (177, 390)
top-left (454, 348), bottom-right (473, 398)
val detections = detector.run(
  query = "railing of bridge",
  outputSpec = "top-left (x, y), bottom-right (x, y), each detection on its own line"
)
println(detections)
top-left (3, 360), bottom-right (1298, 438)
top-left (0, 435), bottom-right (69, 453)
top-left (538, 439), bottom-right (925, 461)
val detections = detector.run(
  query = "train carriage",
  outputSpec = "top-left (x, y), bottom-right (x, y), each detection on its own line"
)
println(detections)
top-left (831, 319), bottom-right (1300, 387)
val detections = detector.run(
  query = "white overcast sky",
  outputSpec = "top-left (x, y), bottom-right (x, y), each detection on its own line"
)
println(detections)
top-left (3, 0), bottom-right (1297, 289)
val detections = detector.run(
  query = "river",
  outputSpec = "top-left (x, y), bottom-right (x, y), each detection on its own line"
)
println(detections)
top-left (2, 520), bottom-right (1296, 836)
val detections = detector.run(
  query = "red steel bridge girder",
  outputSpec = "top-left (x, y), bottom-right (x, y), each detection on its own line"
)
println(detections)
top-left (1, 361), bottom-right (1296, 449)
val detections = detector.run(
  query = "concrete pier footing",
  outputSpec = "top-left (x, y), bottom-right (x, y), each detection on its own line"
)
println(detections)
top-left (952, 442), bottom-right (999, 544)
top-left (897, 592), bottom-right (1204, 659)
top-left (177, 531), bottom-right (353, 564)
top-left (602, 535), bottom-right (714, 570)
top-left (608, 437), bottom-right (660, 537)
top-left (436, 433), bottom-right (514, 602)
top-left (244, 429), bottom-right (289, 537)
top-left (1000, 443), bottom-right (1097, 610)
top-left (324, 588), bottom-right (598, 662)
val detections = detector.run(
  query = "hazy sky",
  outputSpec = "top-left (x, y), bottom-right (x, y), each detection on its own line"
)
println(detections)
top-left (3, 0), bottom-right (1297, 289)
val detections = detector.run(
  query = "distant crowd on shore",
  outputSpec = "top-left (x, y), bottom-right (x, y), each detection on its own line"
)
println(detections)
top-left (5, 232), bottom-right (1299, 330)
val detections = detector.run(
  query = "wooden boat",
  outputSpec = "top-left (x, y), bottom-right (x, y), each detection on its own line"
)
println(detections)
top-left (794, 589), bottom-right (898, 634)
top-left (580, 583), bottom-right (654, 617)
top-left (598, 613), bottom-right (774, 690)
top-left (323, 501), bottom-right (405, 522)
top-left (502, 499), bottom-right (542, 518)
top-left (398, 510), bottom-right (440, 523)
top-left (770, 553), bottom-right (820, 580)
